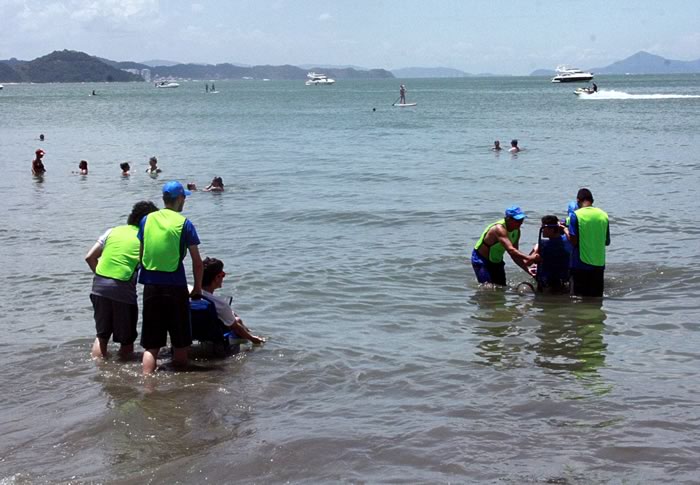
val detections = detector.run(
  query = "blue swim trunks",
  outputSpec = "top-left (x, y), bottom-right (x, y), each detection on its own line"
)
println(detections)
top-left (471, 249), bottom-right (506, 286)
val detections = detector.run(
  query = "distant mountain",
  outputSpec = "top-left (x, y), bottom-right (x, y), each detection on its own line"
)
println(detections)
top-left (299, 63), bottom-right (368, 70)
top-left (0, 50), bottom-right (394, 82)
top-left (590, 51), bottom-right (700, 74)
top-left (530, 69), bottom-right (556, 77)
top-left (0, 62), bottom-right (22, 82)
top-left (530, 51), bottom-right (700, 76)
top-left (392, 67), bottom-right (469, 78)
top-left (150, 63), bottom-right (393, 80)
top-left (0, 50), bottom-right (142, 82)
top-left (141, 59), bottom-right (182, 67)
top-left (97, 57), bottom-right (150, 71)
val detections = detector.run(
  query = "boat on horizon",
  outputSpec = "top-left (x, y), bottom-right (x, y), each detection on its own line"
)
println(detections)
top-left (155, 81), bottom-right (180, 88)
top-left (551, 66), bottom-right (594, 83)
top-left (305, 72), bottom-right (335, 86)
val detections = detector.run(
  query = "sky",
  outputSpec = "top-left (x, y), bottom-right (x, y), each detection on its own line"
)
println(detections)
top-left (1, 0), bottom-right (699, 74)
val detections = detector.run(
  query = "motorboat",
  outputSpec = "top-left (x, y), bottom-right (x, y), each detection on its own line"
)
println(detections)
top-left (551, 65), bottom-right (594, 83)
top-left (574, 87), bottom-right (597, 96)
top-left (305, 72), bottom-right (335, 85)
top-left (155, 81), bottom-right (180, 88)
top-left (0, 84), bottom-right (3, 90)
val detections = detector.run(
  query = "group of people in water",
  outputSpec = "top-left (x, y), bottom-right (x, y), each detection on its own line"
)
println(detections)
top-left (472, 188), bottom-right (610, 297)
top-left (32, 144), bottom-right (225, 191)
top-left (29, 131), bottom-right (609, 374)
top-left (84, 181), bottom-right (265, 374)
top-left (492, 139), bottom-right (521, 153)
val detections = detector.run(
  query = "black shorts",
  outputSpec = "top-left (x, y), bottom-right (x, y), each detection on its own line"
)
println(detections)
top-left (90, 294), bottom-right (138, 345)
top-left (141, 284), bottom-right (192, 349)
top-left (570, 267), bottom-right (605, 297)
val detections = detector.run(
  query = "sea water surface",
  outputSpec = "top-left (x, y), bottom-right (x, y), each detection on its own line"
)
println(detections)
top-left (1, 75), bottom-right (700, 483)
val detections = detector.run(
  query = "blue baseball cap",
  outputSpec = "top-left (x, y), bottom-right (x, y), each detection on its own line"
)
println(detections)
top-left (505, 205), bottom-right (527, 220)
top-left (162, 181), bottom-right (191, 198)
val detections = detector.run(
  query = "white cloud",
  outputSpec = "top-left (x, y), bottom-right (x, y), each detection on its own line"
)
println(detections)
top-left (191, 3), bottom-right (204, 13)
top-left (318, 12), bottom-right (332, 22)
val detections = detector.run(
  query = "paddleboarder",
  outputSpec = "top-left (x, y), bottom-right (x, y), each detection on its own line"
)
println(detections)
top-left (399, 84), bottom-right (406, 104)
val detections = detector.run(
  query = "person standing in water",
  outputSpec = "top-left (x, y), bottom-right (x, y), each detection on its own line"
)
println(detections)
top-left (509, 140), bottom-right (521, 153)
top-left (138, 181), bottom-right (203, 374)
top-left (399, 84), bottom-right (406, 104)
top-left (471, 206), bottom-right (535, 286)
top-left (85, 201), bottom-right (158, 359)
top-left (32, 149), bottom-right (46, 175)
top-left (567, 188), bottom-right (610, 297)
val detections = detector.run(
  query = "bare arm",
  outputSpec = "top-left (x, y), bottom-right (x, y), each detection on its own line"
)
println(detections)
top-left (494, 227), bottom-right (536, 275)
top-left (188, 245), bottom-right (203, 297)
top-left (85, 242), bottom-right (103, 273)
top-left (229, 316), bottom-right (265, 345)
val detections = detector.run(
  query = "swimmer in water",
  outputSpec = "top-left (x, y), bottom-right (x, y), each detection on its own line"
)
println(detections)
top-left (120, 162), bottom-right (131, 176)
top-left (492, 140), bottom-right (502, 151)
top-left (146, 156), bottom-right (162, 175)
top-left (509, 139), bottom-right (521, 153)
top-left (204, 176), bottom-right (224, 192)
top-left (75, 160), bottom-right (89, 175)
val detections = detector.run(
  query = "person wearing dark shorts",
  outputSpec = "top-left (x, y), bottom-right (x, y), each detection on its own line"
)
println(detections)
top-left (567, 188), bottom-right (610, 297)
top-left (472, 206), bottom-right (535, 286)
top-left (141, 285), bottom-right (192, 349)
top-left (138, 181), bottom-right (203, 374)
top-left (85, 201), bottom-right (158, 358)
top-left (471, 250), bottom-right (507, 286)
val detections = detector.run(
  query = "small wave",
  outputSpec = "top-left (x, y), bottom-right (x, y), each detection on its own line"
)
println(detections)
top-left (579, 89), bottom-right (700, 100)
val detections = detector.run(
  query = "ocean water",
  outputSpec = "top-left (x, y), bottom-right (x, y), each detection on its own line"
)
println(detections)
top-left (1, 75), bottom-right (700, 483)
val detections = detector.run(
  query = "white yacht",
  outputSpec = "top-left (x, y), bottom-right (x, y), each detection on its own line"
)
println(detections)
top-left (155, 81), bottom-right (180, 88)
top-left (305, 72), bottom-right (335, 86)
top-left (551, 66), bottom-right (594, 83)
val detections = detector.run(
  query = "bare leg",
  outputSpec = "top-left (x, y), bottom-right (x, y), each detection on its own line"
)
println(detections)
top-left (172, 346), bottom-right (190, 368)
top-left (91, 337), bottom-right (109, 359)
top-left (143, 348), bottom-right (160, 374)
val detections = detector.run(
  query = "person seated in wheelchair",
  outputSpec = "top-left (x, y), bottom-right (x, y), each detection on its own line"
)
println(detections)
top-left (191, 257), bottom-right (265, 346)
top-left (529, 215), bottom-right (572, 294)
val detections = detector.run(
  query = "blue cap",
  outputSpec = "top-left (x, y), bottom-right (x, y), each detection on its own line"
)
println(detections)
top-left (162, 181), bottom-right (191, 198)
top-left (505, 205), bottom-right (527, 220)
top-left (567, 201), bottom-right (578, 218)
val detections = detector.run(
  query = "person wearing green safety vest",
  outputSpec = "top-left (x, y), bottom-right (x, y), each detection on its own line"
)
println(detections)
top-left (138, 181), bottom-right (203, 375)
top-left (471, 206), bottom-right (536, 286)
top-left (85, 201), bottom-right (159, 359)
top-left (567, 188), bottom-right (610, 297)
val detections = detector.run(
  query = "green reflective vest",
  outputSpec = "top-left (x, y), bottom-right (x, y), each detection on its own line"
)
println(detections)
top-left (474, 219), bottom-right (520, 263)
top-left (95, 225), bottom-right (140, 281)
top-left (141, 208), bottom-right (186, 272)
top-left (575, 206), bottom-right (608, 267)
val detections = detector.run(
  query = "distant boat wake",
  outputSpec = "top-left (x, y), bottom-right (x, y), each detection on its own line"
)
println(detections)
top-left (579, 89), bottom-right (700, 100)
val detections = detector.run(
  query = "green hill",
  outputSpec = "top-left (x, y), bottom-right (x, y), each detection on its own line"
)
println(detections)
top-left (10, 50), bottom-right (142, 83)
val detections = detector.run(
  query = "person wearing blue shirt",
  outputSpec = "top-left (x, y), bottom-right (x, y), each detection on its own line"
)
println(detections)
top-left (567, 188), bottom-right (610, 297)
top-left (138, 181), bottom-right (203, 374)
top-left (530, 215), bottom-right (572, 294)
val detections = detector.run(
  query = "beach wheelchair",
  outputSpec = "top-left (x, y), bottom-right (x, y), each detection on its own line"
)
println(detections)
top-left (189, 296), bottom-right (241, 356)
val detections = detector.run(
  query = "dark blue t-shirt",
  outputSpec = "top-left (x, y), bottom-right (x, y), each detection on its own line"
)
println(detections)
top-left (137, 215), bottom-right (200, 286)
